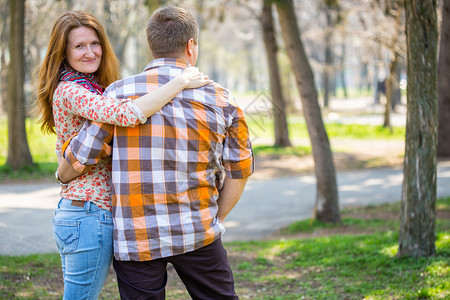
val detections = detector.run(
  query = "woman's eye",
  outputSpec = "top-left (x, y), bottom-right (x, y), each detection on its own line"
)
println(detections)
top-left (75, 44), bottom-right (84, 49)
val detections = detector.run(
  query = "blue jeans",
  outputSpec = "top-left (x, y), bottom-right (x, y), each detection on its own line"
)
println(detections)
top-left (53, 198), bottom-right (113, 300)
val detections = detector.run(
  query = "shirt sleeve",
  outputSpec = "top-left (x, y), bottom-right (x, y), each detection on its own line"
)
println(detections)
top-left (56, 81), bottom-right (146, 126)
top-left (222, 95), bottom-right (255, 179)
top-left (61, 120), bottom-right (114, 171)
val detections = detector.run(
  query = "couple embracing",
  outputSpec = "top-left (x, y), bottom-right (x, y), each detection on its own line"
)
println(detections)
top-left (36, 6), bottom-right (254, 300)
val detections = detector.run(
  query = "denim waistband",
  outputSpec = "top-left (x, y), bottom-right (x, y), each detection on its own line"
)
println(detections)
top-left (58, 198), bottom-right (103, 213)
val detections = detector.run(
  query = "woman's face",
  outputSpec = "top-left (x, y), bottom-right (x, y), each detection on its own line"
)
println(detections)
top-left (65, 26), bottom-right (102, 74)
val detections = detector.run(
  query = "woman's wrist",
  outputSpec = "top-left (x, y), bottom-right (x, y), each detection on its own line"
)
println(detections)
top-left (175, 74), bottom-right (189, 89)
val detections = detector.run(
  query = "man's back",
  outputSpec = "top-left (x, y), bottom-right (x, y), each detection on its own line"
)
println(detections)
top-left (105, 58), bottom-right (254, 261)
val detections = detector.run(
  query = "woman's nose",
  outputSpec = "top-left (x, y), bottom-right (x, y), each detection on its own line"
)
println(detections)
top-left (85, 46), bottom-right (95, 57)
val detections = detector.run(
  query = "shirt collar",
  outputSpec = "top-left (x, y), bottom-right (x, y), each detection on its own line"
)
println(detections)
top-left (144, 58), bottom-right (190, 71)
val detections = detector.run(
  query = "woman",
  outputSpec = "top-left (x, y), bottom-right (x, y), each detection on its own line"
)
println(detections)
top-left (35, 11), bottom-right (210, 300)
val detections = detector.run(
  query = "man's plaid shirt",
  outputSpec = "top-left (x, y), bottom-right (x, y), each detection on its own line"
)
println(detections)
top-left (63, 58), bottom-right (254, 261)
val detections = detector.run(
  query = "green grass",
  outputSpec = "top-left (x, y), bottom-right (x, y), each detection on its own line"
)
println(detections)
top-left (227, 232), bottom-right (449, 300)
top-left (1, 199), bottom-right (448, 299)
top-left (252, 145), bottom-right (312, 157)
top-left (0, 118), bottom-right (57, 165)
top-left (0, 115), bottom-right (405, 182)
top-left (246, 115), bottom-right (405, 141)
top-left (0, 253), bottom-right (63, 299)
top-left (283, 198), bottom-right (450, 235)
top-left (0, 118), bottom-right (57, 182)
top-left (0, 162), bottom-right (57, 182)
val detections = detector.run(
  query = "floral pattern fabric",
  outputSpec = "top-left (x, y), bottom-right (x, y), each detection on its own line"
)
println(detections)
top-left (53, 81), bottom-right (146, 211)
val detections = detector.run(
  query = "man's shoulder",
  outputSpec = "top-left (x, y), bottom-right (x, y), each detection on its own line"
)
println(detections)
top-left (203, 81), bottom-right (239, 108)
top-left (108, 71), bottom-right (148, 89)
top-left (104, 71), bottom-right (149, 96)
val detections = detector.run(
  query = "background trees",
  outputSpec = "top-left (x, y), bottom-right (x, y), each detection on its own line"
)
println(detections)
top-left (399, 0), bottom-right (438, 257)
top-left (7, 0), bottom-right (33, 169)
top-left (276, 0), bottom-right (340, 223)
top-left (0, 0), bottom-right (447, 257)
top-left (261, 0), bottom-right (291, 147)
top-left (438, 0), bottom-right (450, 158)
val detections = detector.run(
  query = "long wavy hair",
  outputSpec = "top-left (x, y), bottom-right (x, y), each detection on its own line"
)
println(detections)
top-left (35, 11), bottom-right (120, 134)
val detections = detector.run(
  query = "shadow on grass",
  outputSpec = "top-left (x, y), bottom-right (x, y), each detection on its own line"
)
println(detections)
top-left (0, 162), bottom-right (57, 182)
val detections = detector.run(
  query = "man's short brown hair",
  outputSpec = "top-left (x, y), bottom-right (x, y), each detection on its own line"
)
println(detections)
top-left (146, 6), bottom-right (199, 58)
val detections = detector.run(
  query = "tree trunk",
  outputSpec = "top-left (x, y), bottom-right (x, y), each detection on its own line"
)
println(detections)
top-left (392, 63), bottom-right (402, 110)
top-left (438, 0), bottom-right (450, 158)
top-left (339, 42), bottom-right (348, 99)
top-left (245, 41), bottom-right (257, 92)
top-left (1, 0), bottom-right (8, 114)
top-left (1, 46), bottom-right (7, 114)
top-left (359, 62), bottom-right (368, 92)
top-left (261, 0), bottom-right (291, 147)
top-left (384, 52), bottom-right (399, 129)
top-left (323, 9), bottom-right (333, 107)
top-left (384, 2), bottom-right (403, 128)
top-left (102, 0), bottom-right (128, 64)
top-left (6, 0), bottom-right (33, 169)
top-left (399, 0), bottom-right (438, 258)
top-left (276, 0), bottom-right (340, 223)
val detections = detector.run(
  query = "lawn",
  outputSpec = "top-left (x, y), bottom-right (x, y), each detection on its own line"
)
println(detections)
top-left (1, 198), bottom-right (448, 299)
top-left (0, 116), bottom-right (405, 182)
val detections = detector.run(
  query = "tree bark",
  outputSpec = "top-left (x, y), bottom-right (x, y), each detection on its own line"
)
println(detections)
top-left (438, 0), bottom-right (450, 158)
top-left (384, 52), bottom-right (399, 129)
top-left (6, 0), bottom-right (33, 169)
top-left (275, 0), bottom-right (340, 223)
top-left (323, 9), bottom-right (333, 107)
top-left (339, 42), bottom-right (348, 99)
top-left (1, 0), bottom-right (8, 114)
top-left (384, 1), bottom-right (403, 128)
top-left (261, 0), bottom-right (291, 147)
top-left (399, 0), bottom-right (438, 258)
top-left (1, 44), bottom-right (7, 114)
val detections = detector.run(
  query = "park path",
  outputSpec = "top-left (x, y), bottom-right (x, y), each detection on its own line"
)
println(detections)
top-left (1, 161), bottom-right (450, 256)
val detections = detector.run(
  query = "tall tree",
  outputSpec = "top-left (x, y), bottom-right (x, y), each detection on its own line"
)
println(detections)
top-left (438, 0), bottom-right (450, 158)
top-left (322, 7), bottom-right (333, 107)
top-left (0, 0), bottom-right (9, 113)
top-left (399, 0), bottom-right (438, 258)
top-left (322, 0), bottom-right (340, 107)
top-left (6, 0), bottom-right (33, 169)
top-left (275, 0), bottom-right (340, 223)
top-left (382, 0), bottom-right (404, 129)
top-left (261, 0), bottom-right (291, 147)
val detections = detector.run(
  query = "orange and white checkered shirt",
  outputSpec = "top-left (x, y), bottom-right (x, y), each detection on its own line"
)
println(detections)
top-left (63, 58), bottom-right (254, 261)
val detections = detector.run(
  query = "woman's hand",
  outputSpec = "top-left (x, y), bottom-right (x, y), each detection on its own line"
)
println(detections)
top-left (179, 67), bottom-right (213, 89)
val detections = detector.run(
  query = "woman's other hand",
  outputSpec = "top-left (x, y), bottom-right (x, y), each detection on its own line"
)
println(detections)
top-left (179, 67), bottom-right (213, 89)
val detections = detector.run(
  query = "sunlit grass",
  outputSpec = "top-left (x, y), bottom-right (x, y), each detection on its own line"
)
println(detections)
top-left (0, 116), bottom-right (405, 166)
top-left (283, 198), bottom-right (450, 235)
top-left (1, 200), bottom-right (448, 299)
top-left (252, 144), bottom-right (312, 157)
top-left (0, 115), bottom-right (406, 181)
top-left (227, 231), bottom-right (449, 300)
top-left (0, 118), bottom-right (57, 165)
top-left (246, 114), bottom-right (405, 141)
top-left (0, 118), bottom-right (57, 182)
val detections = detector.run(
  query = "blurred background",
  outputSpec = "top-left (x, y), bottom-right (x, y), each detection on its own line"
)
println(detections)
top-left (1, 0), bottom-right (422, 168)
top-left (0, 2), bottom-right (449, 298)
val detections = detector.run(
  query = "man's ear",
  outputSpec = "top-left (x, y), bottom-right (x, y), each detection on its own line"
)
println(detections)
top-left (187, 38), bottom-right (195, 56)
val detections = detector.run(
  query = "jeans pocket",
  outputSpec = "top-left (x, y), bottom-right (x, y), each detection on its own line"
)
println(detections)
top-left (53, 219), bottom-right (80, 254)
top-left (101, 211), bottom-right (113, 226)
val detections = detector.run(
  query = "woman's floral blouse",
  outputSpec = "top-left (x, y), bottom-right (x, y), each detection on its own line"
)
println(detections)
top-left (53, 81), bottom-right (147, 211)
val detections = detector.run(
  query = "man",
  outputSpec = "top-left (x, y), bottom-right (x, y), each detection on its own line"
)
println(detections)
top-left (59, 6), bottom-right (254, 299)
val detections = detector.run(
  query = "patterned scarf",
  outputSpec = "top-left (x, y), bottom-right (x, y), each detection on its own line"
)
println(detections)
top-left (59, 66), bottom-right (104, 95)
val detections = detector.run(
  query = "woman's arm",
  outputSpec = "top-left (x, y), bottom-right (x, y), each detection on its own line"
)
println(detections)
top-left (57, 67), bottom-right (211, 127)
top-left (133, 67), bottom-right (211, 117)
